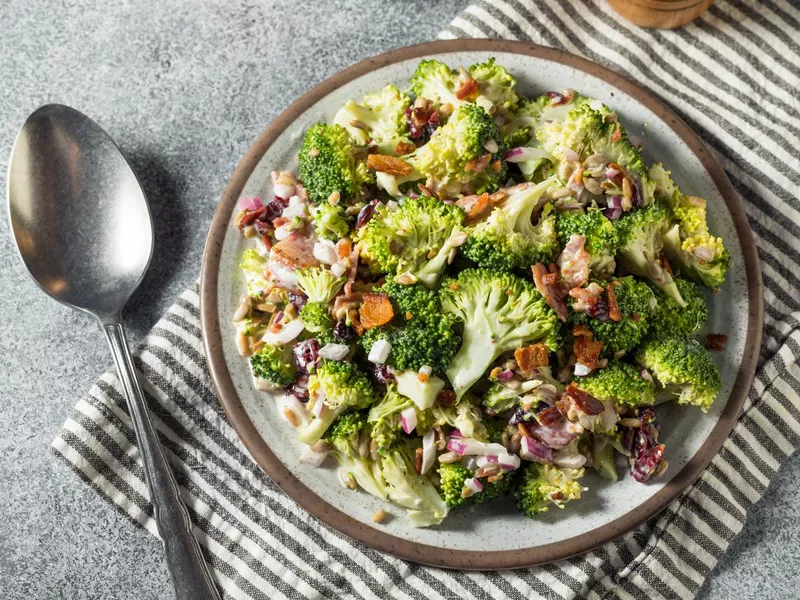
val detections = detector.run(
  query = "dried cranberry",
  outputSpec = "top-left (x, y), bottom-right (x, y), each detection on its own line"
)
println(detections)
top-left (369, 364), bottom-right (394, 385)
top-left (630, 180), bottom-right (642, 208)
top-left (566, 383), bottom-right (604, 415)
top-left (288, 292), bottom-right (307, 310)
top-left (286, 374), bottom-right (310, 401)
top-left (292, 339), bottom-right (319, 374)
top-left (262, 199), bottom-right (285, 223)
top-left (622, 407), bottom-right (665, 483)
top-left (586, 297), bottom-right (609, 321)
top-left (253, 219), bottom-right (272, 235)
top-left (332, 319), bottom-right (354, 342)
top-left (508, 406), bottom-right (537, 425)
top-left (355, 199), bottom-right (379, 230)
top-left (406, 107), bottom-right (424, 140)
top-left (546, 91), bottom-right (567, 106)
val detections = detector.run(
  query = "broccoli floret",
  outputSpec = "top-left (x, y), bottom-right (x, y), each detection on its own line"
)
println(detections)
top-left (300, 301), bottom-right (334, 336)
top-left (481, 417), bottom-right (509, 444)
top-left (438, 462), bottom-right (473, 508)
top-left (556, 208), bottom-right (618, 276)
top-left (538, 101), bottom-right (646, 189)
top-left (649, 164), bottom-right (730, 290)
top-left (500, 95), bottom-right (551, 148)
top-left (636, 336), bottom-right (722, 411)
top-left (649, 277), bottom-right (708, 338)
top-left (482, 381), bottom-right (522, 413)
top-left (249, 344), bottom-right (295, 388)
top-left (299, 360), bottom-right (376, 445)
top-left (333, 84), bottom-right (411, 147)
top-left (475, 470), bottom-right (517, 504)
top-left (462, 178), bottom-right (559, 271)
top-left (431, 396), bottom-right (486, 438)
top-left (324, 411), bottom-right (388, 499)
top-left (408, 59), bottom-right (461, 110)
top-left (313, 203), bottom-right (352, 241)
top-left (441, 269), bottom-right (558, 397)
top-left (573, 360), bottom-right (655, 407)
top-left (614, 201), bottom-right (685, 305)
top-left (574, 276), bottom-right (655, 357)
top-left (379, 280), bottom-right (440, 321)
top-left (515, 463), bottom-right (585, 517)
top-left (355, 195), bottom-right (464, 287)
top-left (382, 444), bottom-right (449, 527)
top-left (299, 123), bottom-right (371, 204)
top-left (468, 58), bottom-right (519, 119)
top-left (239, 248), bottom-right (269, 298)
top-left (367, 384), bottom-right (413, 454)
top-left (295, 266), bottom-right (346, 304)
top-left (377, 103), bottom-right (506, 198)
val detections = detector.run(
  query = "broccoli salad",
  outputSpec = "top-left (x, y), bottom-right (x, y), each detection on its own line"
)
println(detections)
top-left (231, 58), bottom-right (729, 527)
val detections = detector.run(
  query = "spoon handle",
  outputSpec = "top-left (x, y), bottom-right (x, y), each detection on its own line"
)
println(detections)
top-left (103, 321), bottom-right (222, 600)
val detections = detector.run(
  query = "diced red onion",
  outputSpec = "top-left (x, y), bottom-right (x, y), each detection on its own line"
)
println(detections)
top-left (565, 148), bottom-right (580, 163)
top-left (262, 319), bottom-right (304, 345)
top-left (605, 166), bottom-right (620, 179)
top-left (420, 430), bottom-right (436, 475)
top-left (483, 443), bottom-right (509, 456)
top-left (475, 455), bottom-right (498, 468)
top-left (299, 445), bottom-right (329, 467)
top-left (446, 437), bottom-right (485, 456)
top-left (641, 369), bottom-right (653, 382)
top-left (605, 197), bottom-right (623, 220)
top-left (273, 310), bottom-right (284, 324)
top-left (497, 454), bottom-right (521, 470)
top-left (464, 477), bottom-right (483, 494)
top-left (496, 369), bottom-right (514, 382)
top-left (400, 406), bottom-right (418, 434)
top-left (504, 146), bottom-right (550, 164)
top-left (519, 436), bottom-right (554, 464)
top-left (451, 429), bottom-right (464, 438)
top-left (240, 196), bottom-right (263, 211)
top-left (504, 147), bottom-right (524, 160)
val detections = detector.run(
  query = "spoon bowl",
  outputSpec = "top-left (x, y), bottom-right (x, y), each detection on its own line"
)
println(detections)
top-left (8, 104), bottom-right (220, 600)
top-left (8, 104), bottom-right (153, 319)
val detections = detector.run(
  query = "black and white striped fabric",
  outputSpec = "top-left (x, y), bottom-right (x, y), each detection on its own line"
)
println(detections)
top-left (52, 1), bottom-right (800, 598)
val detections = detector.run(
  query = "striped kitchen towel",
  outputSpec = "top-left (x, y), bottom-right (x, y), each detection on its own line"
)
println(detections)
top-left (52, 1), bottom-right (800, 598)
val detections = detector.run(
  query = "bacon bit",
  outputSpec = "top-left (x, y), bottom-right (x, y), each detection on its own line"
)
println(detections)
top-left (532, 263), bottom-right (568, 322)
top-left (367, 154), bottom-right (412, 176)
top-left (359, 292), bottom-right (394, 330)
top-left (270, 234), bottom-right (320, 268)
top-left (488, 190), bottom-right (507, 205)
top-left (515, 344), bottom-right (550, 372)
top-left (236, 207), bottom-right (266, 229)
top-left (572, 324), bottom-right (593, 339)
top-left (569, 284), bottom-right (603, 313)
top-left (566, 383), bottom-right (604, 415)
top-left (537, 405), bottom-right (564, 427)
top-left (395, 140), bottom-right (417, 155)
top-left (455, 68), bottom-right (479, 100)
top-left (606, 284), bottom-right (622, 322)
top-left (706, 333), bottom-right (728, 351)
top-left (260, 233), bottom-right (272, 252)
top-left (348, 308), bottom-right (365, 336)
top-left (337, 238), bottom-right (352, 260)
top-left (457, 192), bottom-right (491, 222)
top-left (542, 272), bottom-right (558, 286)
top-left (437, 389), bottom-right (456, 407)
top-left (518, 423), bottom-right (530, 438)
top-left (491, 160), bottom-right (502, 173)
top-left (611, 122), bottom-right (622, 143)
top-left (606, 162), bottom-right (624, 186)
top-left (573, 336), bottom-right (603, 370)
top-left (465, 153), bottom-right (492, 174)
top-left (660, 254), bottom-right (673, 275)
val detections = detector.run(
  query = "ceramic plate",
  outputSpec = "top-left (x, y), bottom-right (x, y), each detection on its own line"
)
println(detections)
top-left (200, 40), bottom-right (762, 569)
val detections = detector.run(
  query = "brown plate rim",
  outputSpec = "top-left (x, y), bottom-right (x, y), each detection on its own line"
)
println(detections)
top-left (200, 39), bottom-right (763, 570)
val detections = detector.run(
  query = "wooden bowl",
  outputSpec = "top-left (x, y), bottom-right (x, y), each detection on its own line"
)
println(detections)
top-left (607, 0), bottom-right (713, 29)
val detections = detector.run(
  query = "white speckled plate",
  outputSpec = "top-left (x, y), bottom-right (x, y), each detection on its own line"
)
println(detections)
top-left (200, 40), bottom-right (762, 569)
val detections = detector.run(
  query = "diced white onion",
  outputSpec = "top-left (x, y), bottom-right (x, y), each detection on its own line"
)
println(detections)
top-left (400, 406), bottom-right (417, 434)
top-left (554, 450), bottom-right (587, 469)
top-left (313, 240), bottom-right (338, 265)
top-left (330, 262), bottom-right (347, 277)
top-left (288, 194), bottom-right (304, 206)
top-left (418, 365), bottom-right (433, 377)
top-left (267, 260), bottom-right (298, 287)
top-left (420, 430), bottom-right (436, 475)
top-left (281, 203), bottom-right (307, 219)
top-left (574, 362), bottom-right (592, 377)
top-left (318, 343), bottom-right (350, 361)
top-left (368, 339), bottom-right (391, 364)
top-left (254, 236), bottom-right (269, 257)
top-left (299, 445), bottom-right (329, 467)
top-left (261, 319), bottom-right (304, 345)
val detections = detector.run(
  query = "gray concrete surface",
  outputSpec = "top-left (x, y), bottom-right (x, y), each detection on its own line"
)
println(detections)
top-left (0, 1), bottom-right (796, 598)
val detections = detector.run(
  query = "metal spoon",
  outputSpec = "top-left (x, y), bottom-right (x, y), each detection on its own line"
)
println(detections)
top-left (7, 104), bottom-right (221, 600)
